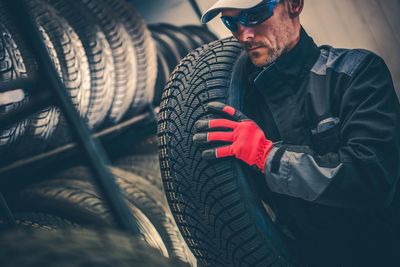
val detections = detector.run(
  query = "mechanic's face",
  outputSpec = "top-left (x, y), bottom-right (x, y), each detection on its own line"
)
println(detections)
top-left (222, 2), bottom-right (300, 67)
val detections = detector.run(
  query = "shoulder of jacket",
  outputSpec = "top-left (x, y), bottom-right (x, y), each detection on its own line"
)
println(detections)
top-left (311, 45), bottom-right (378, 77)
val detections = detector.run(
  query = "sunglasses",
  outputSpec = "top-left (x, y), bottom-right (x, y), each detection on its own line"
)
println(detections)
top-left (220, 0), bottom-right (280, 32)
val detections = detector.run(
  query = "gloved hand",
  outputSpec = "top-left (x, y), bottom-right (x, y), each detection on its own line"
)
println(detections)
top-left (193, 102), bottom-right (273, 173)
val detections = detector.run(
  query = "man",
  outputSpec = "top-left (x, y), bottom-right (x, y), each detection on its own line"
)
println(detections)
top-left (194, 0), bottom-right (400, 265)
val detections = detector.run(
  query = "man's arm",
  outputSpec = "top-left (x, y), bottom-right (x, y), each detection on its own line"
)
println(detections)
top-left (265, 54), bottom-right (400, 210)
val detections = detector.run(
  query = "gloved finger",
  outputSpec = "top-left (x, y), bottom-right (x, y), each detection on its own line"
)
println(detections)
top-left (195, 119), bottom-right (239, 131)
top-left (193, 132), bottom-right (234, 144)
top-left (206, 102), bottom-right (248, 121)
top-left (202, 145), bottom-right (234, 159)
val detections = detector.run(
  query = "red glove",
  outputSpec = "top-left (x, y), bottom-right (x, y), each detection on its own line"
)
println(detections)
top-left (193, 102), bottom-right (273, 173)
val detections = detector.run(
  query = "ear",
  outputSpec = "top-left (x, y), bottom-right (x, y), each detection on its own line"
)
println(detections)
top-left (287, 0), bottom-right (304, 18)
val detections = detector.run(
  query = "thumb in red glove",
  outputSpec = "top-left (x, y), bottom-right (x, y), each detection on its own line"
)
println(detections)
top-left (193, 102), bottom-right (273, 173)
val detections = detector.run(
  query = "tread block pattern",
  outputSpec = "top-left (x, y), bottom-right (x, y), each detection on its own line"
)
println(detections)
top-left (0, 22), bottom-right (30, 148)
top-left (100, 0), bottom-right (157, 114)
top-left (78, 0), bottom-right (137, 124)
top-left (46, 0), bottom-right (116, 130)
top-left (0, 212), bottom-right (78, 231)
top-left (158, 38), bottom-right (293, 267)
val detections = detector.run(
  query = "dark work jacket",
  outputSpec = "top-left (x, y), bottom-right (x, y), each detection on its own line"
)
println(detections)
top-left (243, 28), bottom-right (400, 265)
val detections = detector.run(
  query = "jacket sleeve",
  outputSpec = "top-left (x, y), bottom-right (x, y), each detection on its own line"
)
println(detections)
top-left (263, 54), bottom-right (400, 210)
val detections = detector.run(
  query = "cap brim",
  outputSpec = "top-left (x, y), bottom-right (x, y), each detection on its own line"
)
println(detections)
top-left (201, 0), bottom-right (263, 24)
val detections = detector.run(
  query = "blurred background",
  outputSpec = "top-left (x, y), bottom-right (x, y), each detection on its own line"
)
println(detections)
top-left (131, 0), bottom-right (400, 97)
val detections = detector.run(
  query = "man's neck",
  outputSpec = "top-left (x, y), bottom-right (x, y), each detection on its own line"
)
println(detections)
top-left (262, 27), bottom-right (301, 70)
top-left (285, 26), bottom-right (302, 54)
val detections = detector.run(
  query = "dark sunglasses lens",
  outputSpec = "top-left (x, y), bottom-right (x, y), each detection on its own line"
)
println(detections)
top-left (221, 17), bottom-right (238, 32)
top-left (241, 4), bottom-right (274, 25)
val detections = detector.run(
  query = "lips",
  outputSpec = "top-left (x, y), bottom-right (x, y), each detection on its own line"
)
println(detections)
top-left (247, 46), bottom-right (263, 52)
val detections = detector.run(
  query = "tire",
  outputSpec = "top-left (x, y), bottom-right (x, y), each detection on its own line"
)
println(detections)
top-left (46, 0), bottom-right (116, 130)
top-left (0, 22), bottom-right (30, 150)
top-left (78, 0), bottom-right (137, 124)
top-left (152, 24), bottom-right (198, 55)
top-left (17, 19), bottom-right (62, 154)
top-left (150, 25), bottom-right (190, 60)
top-left (100, 0), bottom-right (157, 115)
top-left (158, 38), bottom-right (295, 266)
top-left (150, 24), bottom-right (199, 107)
top-left (0, 212), bottom-right (78, 231)
top-left (8, 179), bottom-right (169, 257)
top-left (0, 1), bottom-right (38, 153)
top-left (114, 153), bottom-right (163, 191)
top-left (153, 47), bottom-right (171, 106)
top-left (0, 229), bottom-right (187, 267)
top-left (52, 166), bottom-right (195, 265)
top-left (28, 0), bottom-right (91, 119)
top-left (0, 3), bottom-right (60, 163)
top-left (112, 168), bottom-right (196, 266)
top-left (119, 134), bottom-right (159, 155)
top-left (151, 31), bottom-right (181, 73)
top-left (25, 0), bottom-right (92, 148)
top-left (112, 135), bottom-right (162, 189)
top-left (179, 28), bottom-right (206, 50)
top-left (182, 25), bottom-right (218, 44)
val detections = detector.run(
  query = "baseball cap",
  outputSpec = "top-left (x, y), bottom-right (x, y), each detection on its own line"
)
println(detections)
top-left (201, 0), bottom-right (264, 24)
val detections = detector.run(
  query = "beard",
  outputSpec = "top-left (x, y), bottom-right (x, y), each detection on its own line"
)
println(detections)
top-left (248, 45), bottom-right (282, 67)
top-left (243, 25), bottom-right (292, 67)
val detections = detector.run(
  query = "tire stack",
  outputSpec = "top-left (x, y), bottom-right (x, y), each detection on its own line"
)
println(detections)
top-left (6, 137), bottom-right (197, 266)
top-left (0, 0), bottom-right (218, 163)
top-left (0, 0), bottom-right (157, 163)
top-left (0, 1), bottom-right (220, 266)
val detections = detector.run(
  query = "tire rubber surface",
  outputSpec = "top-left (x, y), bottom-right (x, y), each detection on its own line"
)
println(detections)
top-left (0, 2), bottom-right (39, 153)
top-left (9, 178), bottom-right (169, 257)
top-left (0, 228), bottom-right (187, 267)
top-left (0, 2), bottom-right (59, 162)
top-left (100, 0), bottom-right (157, 114)
top-left (78, 0), bottom-right (137, 124)
top-left (26, 0), bottom-right (92, 148)
top-left (46, 0), bottom-right (116, 130)
top-left (158, 38), bottom-right (294, 266)
top-left (52, 166), bottom-right (195, 265)
top-left (0, 212), bottom-right (77, 231)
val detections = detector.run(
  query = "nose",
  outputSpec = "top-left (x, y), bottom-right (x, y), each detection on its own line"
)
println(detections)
top-left (235, 24), bottom-right (255, 43)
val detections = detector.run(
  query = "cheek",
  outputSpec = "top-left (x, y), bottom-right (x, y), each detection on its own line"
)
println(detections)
top-left (256, 23), bottom-right (279, 43)
top-left (257, 30), bottom-right (278, 47)
top-left (257, 14), bottom-right (289, 43)
top-left (262, 26), bottom-right (289, 48)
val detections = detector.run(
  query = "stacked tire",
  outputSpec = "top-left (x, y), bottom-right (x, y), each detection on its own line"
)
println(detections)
top-left (2, 134), bottom-right (197, 266)
top-left (0, 2), bottom-right (36, 158)
top-left (0, 0), bottom-right (220, 163)
top-left (0, 1), bottom-right (223, 266)
top-left (150, 24), bottom-right (218, 106)
top-left (0, 0), bottom-right (157, 163)
top-left (7, 164), bottom-right (196, 265)
top-left (0, 229), bottom-right (187, 267)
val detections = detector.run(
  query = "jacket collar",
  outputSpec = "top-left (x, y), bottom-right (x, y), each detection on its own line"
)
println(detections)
top-left (250, 27), bottom-right (320, 90)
